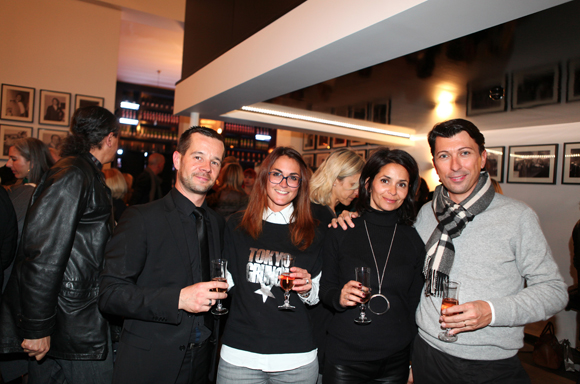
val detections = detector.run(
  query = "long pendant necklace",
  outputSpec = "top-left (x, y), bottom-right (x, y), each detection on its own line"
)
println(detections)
top-left (364, 220), bottom-right (397, 315)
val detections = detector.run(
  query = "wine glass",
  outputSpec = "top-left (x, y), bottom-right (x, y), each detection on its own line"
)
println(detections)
top-left (354, 267), bottom-right (372, 324)
top-left (210, 259), bottom-right (228, 315)
top-left (278, 255), bottom-right (295, 310)
top-left (438, 280), bottom-right (460, 342)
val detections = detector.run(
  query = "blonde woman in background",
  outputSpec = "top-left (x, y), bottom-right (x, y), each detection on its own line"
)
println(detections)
top-left (103, 168), bottom-right (128, 223)
top-left (310, 148), bottom-right (365, 219)
top-left (308, 148), bottom-right (365, 383)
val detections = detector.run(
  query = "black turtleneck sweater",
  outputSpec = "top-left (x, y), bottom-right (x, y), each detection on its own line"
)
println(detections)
top-left (320, 208), bottom-right (425, 364)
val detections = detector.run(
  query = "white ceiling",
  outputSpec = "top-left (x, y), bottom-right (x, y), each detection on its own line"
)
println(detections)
top-left (116, 7), bottom-right (184, 89)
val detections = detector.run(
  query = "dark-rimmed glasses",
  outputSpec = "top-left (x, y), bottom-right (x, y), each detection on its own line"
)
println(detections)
top-left (268, 172), bottom-right (301, 188)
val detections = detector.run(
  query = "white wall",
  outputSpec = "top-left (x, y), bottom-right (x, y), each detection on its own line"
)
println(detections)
top-left (405, 121), bottom-right (580, 343)
top-left (0, 0), bottom-right (121, 165)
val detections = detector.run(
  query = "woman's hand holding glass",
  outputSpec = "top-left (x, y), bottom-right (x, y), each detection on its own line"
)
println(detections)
top-left (289, 266), bottom-right (312, 295)
top-left (339, 280), bottom-right (368, 308)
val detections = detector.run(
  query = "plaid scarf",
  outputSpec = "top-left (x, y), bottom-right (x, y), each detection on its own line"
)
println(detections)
top-left (423, 170), bottom-right (495, 296)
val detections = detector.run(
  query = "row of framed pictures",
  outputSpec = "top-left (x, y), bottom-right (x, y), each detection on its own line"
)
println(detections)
top-left (467, 59), bottom-right (580, 116)
top-left (303, 133), bottom-right (366, 151)
top-left (302, 148), bottom-right (374, 169)
top-left (0, 83), bottom-right (104, 127)
top-left (1, 124), bottom-right (68, 159)
top-left (486, 143), bottom-right (580, 185)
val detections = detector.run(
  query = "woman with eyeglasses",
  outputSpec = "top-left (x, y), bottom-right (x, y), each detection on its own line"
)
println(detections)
top-left (217, 147), bottom-right (325, 384)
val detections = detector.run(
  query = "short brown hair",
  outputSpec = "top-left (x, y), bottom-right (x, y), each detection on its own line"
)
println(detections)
top-left (176, 126), bottom-right (224, 158)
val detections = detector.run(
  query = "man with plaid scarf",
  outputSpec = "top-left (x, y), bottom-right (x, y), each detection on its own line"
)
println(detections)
top-left (411, 119), bottom-right (568, 383)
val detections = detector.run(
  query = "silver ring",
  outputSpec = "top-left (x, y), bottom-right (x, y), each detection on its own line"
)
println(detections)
top-left (306, 279), bottom-right (310, 285)
top-left (463, 321), bottom-right (467, 328)
top-left (209, 299), bottom-right (212, 306)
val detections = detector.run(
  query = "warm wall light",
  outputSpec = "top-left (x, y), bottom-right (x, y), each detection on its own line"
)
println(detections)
top-left (435, 102), bottom-right (453, 118)
top-left (435, 91), bottom-right (454, 118)
top-left (241, 106), bottom-right (411, 139)
top-left (437, 91), bottom-right (453, 103)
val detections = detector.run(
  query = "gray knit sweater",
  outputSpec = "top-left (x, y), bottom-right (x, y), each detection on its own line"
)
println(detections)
top-left (414, 193), bottom-right (568, 360)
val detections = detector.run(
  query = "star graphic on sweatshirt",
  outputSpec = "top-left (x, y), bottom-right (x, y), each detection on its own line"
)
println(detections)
top-left (254, 282), bottom-right (276, 303)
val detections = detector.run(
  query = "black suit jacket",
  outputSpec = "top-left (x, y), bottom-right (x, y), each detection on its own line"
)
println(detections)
top-left (99, 191), bottom-right (225, 384)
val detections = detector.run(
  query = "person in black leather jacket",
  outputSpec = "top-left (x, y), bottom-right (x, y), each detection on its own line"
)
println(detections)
top-left (0, 106), bottom-right (119, 384)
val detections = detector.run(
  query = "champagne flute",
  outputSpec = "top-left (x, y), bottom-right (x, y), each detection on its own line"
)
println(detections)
top-left (354, 267), bottom-right (372, 324)
top-left (438, 280), bottom-right (460, 342)
top-left (210, 259), bottom-right (228, 315)
top-left (278, 255), bottom-right (295, 310)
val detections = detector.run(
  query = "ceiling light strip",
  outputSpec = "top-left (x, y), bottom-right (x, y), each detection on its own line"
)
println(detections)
top-left (241, 106), bottom-right (411, 139)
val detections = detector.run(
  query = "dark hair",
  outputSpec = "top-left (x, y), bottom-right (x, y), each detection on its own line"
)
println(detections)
top-left (219, 163), bottom-right (245, 193)
top-left (60, 106), bottom-right (119, 157)
top-left (355, 148), bottom-right (419, 225)
top-left (239, 147), bottom-right (316, 250)
top-left (177, 126), bottom-right (224, 157)
top-left (52, 98), bottom-right (60, 106)
top-left (428, 118), bottom-right (485, 156)
top-left (12, 137), bottom-right (54, 184)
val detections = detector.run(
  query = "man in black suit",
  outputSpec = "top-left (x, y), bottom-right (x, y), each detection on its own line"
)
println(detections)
top-left (99, 126), bottom-right (228, 384)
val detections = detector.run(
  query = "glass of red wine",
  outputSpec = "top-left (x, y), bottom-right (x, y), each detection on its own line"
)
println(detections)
top-left (354, 267), bottom-right (372, 324)
top-left (210, 259), bottom-right (228, 315)
top-left (278, 255), bottom-right (295, 310)
top-left (438, 280), bottom-right (460, 342)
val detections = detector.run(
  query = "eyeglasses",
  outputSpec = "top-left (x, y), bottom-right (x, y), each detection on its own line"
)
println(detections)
top-left (268, 172), bottom-right (302, 188)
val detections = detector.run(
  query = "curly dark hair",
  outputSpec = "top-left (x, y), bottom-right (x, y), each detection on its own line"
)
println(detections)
top-left (355, 148), bottom-right (419, 225)
top-left (60, 106), bottom-right (119, 157)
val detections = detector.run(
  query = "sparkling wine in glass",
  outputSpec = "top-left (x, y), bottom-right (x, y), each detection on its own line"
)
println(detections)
top-left (438, 280), bottom-right (460, 342)
top-left (354, 267), bottom-right (372, 324)
top-left (210, 259), bottom-right (228, 315)
top-left (278, 255), bottom-right (295, 310)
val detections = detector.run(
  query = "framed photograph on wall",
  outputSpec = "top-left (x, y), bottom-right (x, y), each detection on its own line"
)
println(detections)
top-left (317, 135), bottom-right (330, 150)
top-left (349, 103), bottom-right (368, 120)
top-left (507, 144), bottom-right (558, 184)
top-left (354, 150), bottom-right (366, 161)
top-left (315, 152), bottom-right (330, 168)
top-left (467, 77), bottom-right (507, 116)
top-left (371, 101), bottom-right (389, 124)
top-left (75, 94), bottom-right (104, 110)
top-left (367, 146), bottom-right (382, 159)
top-left (302, 154), bottom-right (314, 169)
top-left (512, 64), bottom-right (560, 109)
top-left (562, 142), bottom-right (580, 184)
top-left (39, 90), bottom-right (71, 126)
top-left (1, 84), bottom-right (35, 123)
top-left (349, 140), bottom-right (366, 146)
top-left (38, 128), bottom-right (68, 154)
top-left (1, 124), bottom-right (32, 159)
top-left (567, 58), bottom-right (580, 102)
top-left (485, 146), bottom-right (505, 183)
top-left (332, 137), bottom-right (347, 148)
top-left (303, 133), bottom-right (316, 151)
